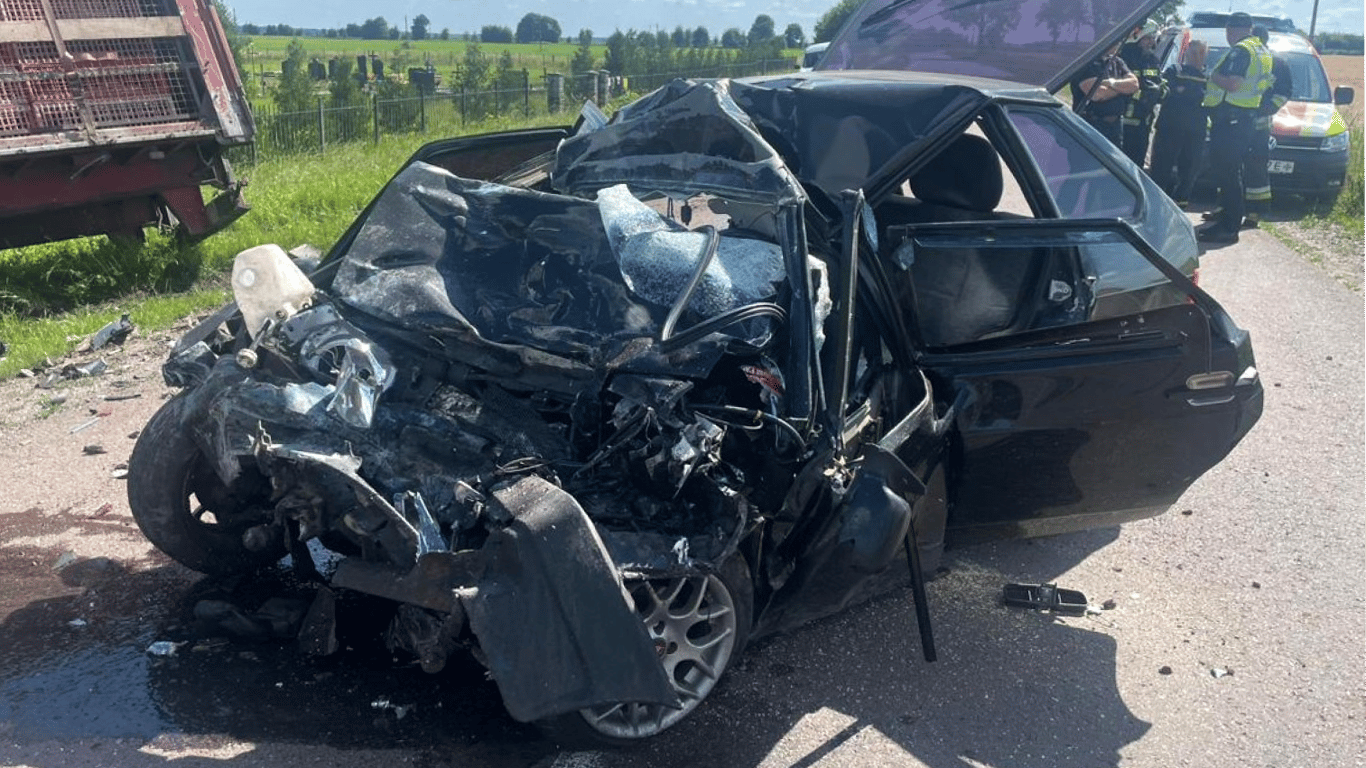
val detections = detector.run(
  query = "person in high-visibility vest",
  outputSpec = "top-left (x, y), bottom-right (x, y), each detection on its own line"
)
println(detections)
top-left (1241, 25), bottom-right (1294, 228)
top-left (1197, 11), bottom-right (1273, 245)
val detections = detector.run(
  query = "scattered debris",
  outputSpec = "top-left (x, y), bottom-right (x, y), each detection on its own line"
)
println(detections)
top-left (1251, 581), bottom-right (1261, 589)
top-left (83, 444), bottom-right (107, 455)
top-left (1211, 667), bottom-right (1233, 679)
top-left (69, 418), bottom-right (99, 434)
top-left (1181, 509), bottom-right (1194, 516)
top-left (1002, 583), bottom-right (1089, 615)
top-left (370, 697), bottom-right (413, 720)
top-left (111, 466), bottom-right (129, 479)
top-left (147, 640), bottom-right (183, 657)
top-left (88, 314), bottom-right (135, 351)
top-left (1159, 665), bottom-right (1173, 675)
top-left (89, 503), bottom-right (113, 518)
top-left (103, 392), bottom-right (142, 402)
top-left (68, 618), bottom-right (88, 628)
top-left (1102, 598), bottom-right (1118, 610)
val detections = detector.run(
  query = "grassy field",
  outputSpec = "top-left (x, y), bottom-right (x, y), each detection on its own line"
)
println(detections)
top-left (241, 36), bottom-right (593, 79)
top-left (239, 35), bottom-right (803, 82)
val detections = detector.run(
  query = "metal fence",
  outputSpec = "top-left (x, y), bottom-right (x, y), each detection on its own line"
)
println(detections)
top-left (238, 59), bottom-right (794, 164)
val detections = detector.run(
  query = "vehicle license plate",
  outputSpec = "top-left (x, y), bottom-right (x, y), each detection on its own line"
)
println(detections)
top-left (1268, 160), bottom-right (1295, 174)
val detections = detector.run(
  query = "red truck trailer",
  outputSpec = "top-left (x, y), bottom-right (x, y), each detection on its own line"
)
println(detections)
top-left (0, 0), bottom-right (253, 248)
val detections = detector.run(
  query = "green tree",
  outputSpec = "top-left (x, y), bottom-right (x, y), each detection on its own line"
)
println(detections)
top-left (748, 14), bottom-right (775, 46)
top-left (481, 25), bottom-right (514, 43)
top-left (783, 23), bottom-right (805, 48)
top-left (328, 56), bottom-right (363, 105)
top-left (273, 38), bottom-right (314, 113)
top-left (411, 14), bottom-right (429, 40)
top-left (515, 13), bottom-right (562, 43)
top-left (814, 0), bottom-right (860, 43)
top-left (721, 28), bottom-right (745, 48)
top-left (359, 17), bottom-right (389, 40)
top-left (692, 26), bottom-right (710, 48)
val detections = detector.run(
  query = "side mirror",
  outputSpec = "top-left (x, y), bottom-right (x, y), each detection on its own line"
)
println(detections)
top-left (1335, 86), bottom-right (1355, 106)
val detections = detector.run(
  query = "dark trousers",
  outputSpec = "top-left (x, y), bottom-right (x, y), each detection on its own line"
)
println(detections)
top-left (1085, 113), bottom-right (1123, 147)
top-left (1208, 108), bottom-right (1256, 231)
top-left (1150, 121), bottom-right (1205, 204)
top-left (1122, 115), bottom-right (1154, 167)
top-left (1243, 116), bottom-right (1273, 216)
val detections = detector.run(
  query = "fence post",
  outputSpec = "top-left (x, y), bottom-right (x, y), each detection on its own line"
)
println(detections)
top-left (317, 97), bottom-right (326, 153)
top-left (546, 72), bottom-right (563, 113)
top-left (460, 85), bottom-right (466, 127)
top-left (420, 90), bottom-right (426, 133)
top-left (523, 68), bottom-right (529, 117)
top-left (373, 93), bottom-right (379, 145)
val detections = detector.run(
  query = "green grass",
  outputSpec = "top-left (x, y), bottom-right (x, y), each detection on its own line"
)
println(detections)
top-left (1327, 107), bottom-right (1364, 231)
top-left (0, 288), bottom-right (230, 379)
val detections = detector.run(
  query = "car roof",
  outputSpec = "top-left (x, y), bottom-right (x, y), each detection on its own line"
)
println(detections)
top-left (1187, 10), bottom-right (1297, 32)
top-left (818, 0), bottom-right (1163, 93)
top-left (1183, 26), bottom-right (1320, 56)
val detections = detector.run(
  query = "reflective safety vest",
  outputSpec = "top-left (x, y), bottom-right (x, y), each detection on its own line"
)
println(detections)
top-left (1203, 36), bottom-right (1273, 110)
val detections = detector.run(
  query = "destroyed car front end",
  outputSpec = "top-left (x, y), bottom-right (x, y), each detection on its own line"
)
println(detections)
top-left (129, 73), bottom-right (1261, 741)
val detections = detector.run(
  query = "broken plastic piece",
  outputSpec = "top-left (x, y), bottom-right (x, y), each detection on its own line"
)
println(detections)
top-left (1002, 582), bottom-right (1088, 615)
top-left (90, 314), bottom-right (134, 350)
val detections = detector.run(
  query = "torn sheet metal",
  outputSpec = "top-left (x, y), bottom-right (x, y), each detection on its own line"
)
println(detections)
top-left (462, 476), bottom-right (678, 722)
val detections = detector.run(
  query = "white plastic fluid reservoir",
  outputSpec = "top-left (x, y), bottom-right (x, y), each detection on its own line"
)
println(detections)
top-left (232, 244), bottom-right (316, 339)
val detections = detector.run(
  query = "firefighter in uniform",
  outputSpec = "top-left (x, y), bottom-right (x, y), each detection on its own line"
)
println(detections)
top-left (1241, 25), bottom-right (1293, 228)
top-left (1120, 21), bottom-right (1165, 167)
top-left (1197, 12), bottom-right (1272, 245)
top-left (1070, 42), bottom-right (1139, 147)
top-left (1149, 39), bottom-right (1209, 207)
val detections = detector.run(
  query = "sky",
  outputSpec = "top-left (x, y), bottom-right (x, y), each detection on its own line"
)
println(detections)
top-left (221, 0), bottom-right (1365, 41)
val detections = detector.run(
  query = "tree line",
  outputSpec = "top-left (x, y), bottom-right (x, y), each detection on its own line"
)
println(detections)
top-left (238, 12), bottom-right (812, 49)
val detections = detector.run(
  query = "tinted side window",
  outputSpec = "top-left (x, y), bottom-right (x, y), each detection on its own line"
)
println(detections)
top-left (1007, 108), bottom-right (1137, 219)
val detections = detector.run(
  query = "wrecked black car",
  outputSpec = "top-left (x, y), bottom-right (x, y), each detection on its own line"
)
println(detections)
top-left (128, 0), bottom-right (1262, 742)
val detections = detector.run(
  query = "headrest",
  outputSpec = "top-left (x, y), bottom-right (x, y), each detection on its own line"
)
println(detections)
top-left (907, 134), bottom-right (1003, 213)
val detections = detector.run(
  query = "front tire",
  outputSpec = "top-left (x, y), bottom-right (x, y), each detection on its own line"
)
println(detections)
top-left (127, 394), bottom-right (286, 575)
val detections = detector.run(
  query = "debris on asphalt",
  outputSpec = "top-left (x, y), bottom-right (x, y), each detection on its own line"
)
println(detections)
top-left (1251, 581), bottom-right (1261, 589)
top-left (69, 418), bottom-right (99, 434)
top-left (1211, 667), bottom-right (1233, 679)
top-left (111, 465), bottom-right (129, 479)
top-left (1181, 509), bottom-right (1194, 516)
top-left (1159, 665), bottom-right (1173, 675)
top-left (1102, 598), bottom-right (1118, 610)
top-left (68, 618), bottom-right (87, 628)
top-left (103, 392), bottom-right (142, 401)
top-left (83, 444), bottom-right (107, 455)
top-left (371, 697), bottom-right (413, 720)
top-left (147, 640), bottom-right (183, 657)
top-left (89, 503), bottom-right (113, 518)
top-left (1002, 582), bottom-right (1089, 615)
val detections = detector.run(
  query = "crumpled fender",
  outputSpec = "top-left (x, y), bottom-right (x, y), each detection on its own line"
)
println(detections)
top-left (461, 475), bottom-right (679, 722)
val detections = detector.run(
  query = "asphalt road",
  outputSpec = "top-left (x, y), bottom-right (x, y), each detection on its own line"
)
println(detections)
top-left (0, 223), bottom-right (1361, 768)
